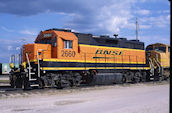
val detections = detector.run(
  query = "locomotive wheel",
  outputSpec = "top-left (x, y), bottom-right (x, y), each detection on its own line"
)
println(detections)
top-left (72, 73), bottom-right (82, 87)
top-left (86, 74), bottom-right (93, 84)
top-left (121, 75), bottom-right (126, 83)
top-left (23, 77), bottom-right (31, 90)
top-left (163, 69), bottom-right (170, 80)
top-left (134, 72), bottom-right (141, 83)
top-left (16, 75), bottom-right (23, 88)
top-left (85, 70), bottom-right (95, 84)
top-left (159, 76), bottom-right (164, 81)
top-left (56, 74), bottom-right (72, 89)
top-left (154, 69), bottom-right (160, 81)
top-left (154, 75), bottom-right (159, 81)
top-left (58, 80), bottom-right (71, 89)
top-left (10, 75), bottom-right (16, 88)
top-left (23, 82), bottom-right (30, 90)
top-left (141, 71), bottom-right (147, 82)
top-left (38, 78), bottom-right (45, 89)
top-left (129, 71), bottom-right (134, 83)
top-left (56, 82), bottom-right (63, 89)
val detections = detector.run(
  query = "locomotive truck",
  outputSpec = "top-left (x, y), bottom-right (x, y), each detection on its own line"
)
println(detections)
top-left (9, 28), bottom-right (170, 89)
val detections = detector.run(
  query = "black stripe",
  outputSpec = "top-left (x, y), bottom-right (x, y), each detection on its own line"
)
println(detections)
top-left (41, 61), bottom-right (147, 68)
top-left (78, 43), bottom-right (144, 50)
top-left (45, 69), bottom-right (132, 71)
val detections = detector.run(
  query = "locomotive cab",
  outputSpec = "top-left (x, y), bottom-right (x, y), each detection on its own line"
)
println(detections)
top-left (34, 29), bottom-right (79, 60)
top-left (22, 29), bottom-right (79, 65)
top-left (146, 43), bottom-right (170, 80)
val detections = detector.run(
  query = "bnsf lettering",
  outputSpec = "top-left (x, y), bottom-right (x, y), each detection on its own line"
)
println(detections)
top-left (96, 50), bottom-right (103, 54)
top-left (96, 49), bottom-right (123, 56)
top-left (103, 50), bottom-right (111, 55)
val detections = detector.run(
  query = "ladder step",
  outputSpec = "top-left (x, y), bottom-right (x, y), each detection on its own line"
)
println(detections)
top-left (30, 72), bottom-right (35, 75)
top-left (29, 79), bottom-right (37, 81)
top-left (30, 84), bottom-right (39, 87)
top-left (27, 67), bottom-right (32, 69)
top-left (150, 78), bottom-right (154, 80)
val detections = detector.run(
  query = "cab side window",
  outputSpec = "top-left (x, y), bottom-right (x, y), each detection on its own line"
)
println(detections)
top-left (64, 40), bottom-right (72, 49)
top-left (146, 46), bottom-right (153, 51)
top-left (52, 37), bottom-right (57, 47)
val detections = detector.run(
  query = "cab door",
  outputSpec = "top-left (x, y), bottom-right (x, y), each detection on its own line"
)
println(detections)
top-left (51, 37), bottom-right (57, 58)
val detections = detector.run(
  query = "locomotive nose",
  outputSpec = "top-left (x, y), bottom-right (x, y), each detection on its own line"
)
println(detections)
top-left (23, 43), bottom-right (51, 62)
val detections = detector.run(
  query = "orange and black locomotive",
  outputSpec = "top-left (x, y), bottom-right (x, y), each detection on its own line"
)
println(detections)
top-left (9, 28), bottom-right (170, 89)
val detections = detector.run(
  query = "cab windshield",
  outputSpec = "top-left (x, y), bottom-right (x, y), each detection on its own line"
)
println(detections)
top-left (154, 46), bottom-right (166, 52)
top-left (39, 38), bottom-right (52, 44)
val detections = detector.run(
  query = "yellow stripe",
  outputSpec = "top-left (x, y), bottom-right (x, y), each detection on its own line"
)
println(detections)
top-left (79, 44), bottom-right (145, 52)
top-left (25, 58), bottom-right (146, 65)
top-left (43, 59), bottom-right (145, 64)
top-left (41, 67), bottom-right (150, 70)
top-left (30, 59), bottom-right (37, 62)
top-left (161, 65), bottom-right (170, 67)
top-left (161, 59), bottom-right (168, 62)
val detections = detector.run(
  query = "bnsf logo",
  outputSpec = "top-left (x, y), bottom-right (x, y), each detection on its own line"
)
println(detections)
top-left (95, 49), bottom-right (123, 56)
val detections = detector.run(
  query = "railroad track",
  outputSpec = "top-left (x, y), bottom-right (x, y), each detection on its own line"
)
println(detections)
top-left (0, 80), bottom-right (169, 99)
top-left (0, 75), bottom-right (10, 86)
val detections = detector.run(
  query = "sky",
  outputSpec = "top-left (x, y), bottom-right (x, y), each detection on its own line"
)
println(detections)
top-left (0, 0), bottom-right (170, 63)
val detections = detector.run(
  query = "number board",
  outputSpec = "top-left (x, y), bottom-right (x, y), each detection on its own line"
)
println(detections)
top-left (61, 50), bottom-right (75, 57)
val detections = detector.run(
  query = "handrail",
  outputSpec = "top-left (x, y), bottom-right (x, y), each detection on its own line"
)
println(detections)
top-left (149, 58), bottom-right (154, 76)
top-left (26, 53), bottom-right (31, 80)
top-left (153, 57), bottom-right (161, 73)
top-left (149, 58), bottom-right (153, 68)
top-left (37, 51), bottom-right (40, 78)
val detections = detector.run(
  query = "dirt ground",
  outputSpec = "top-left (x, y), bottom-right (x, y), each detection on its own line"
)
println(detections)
top-left (0, 82), bottom-right (169, 113)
